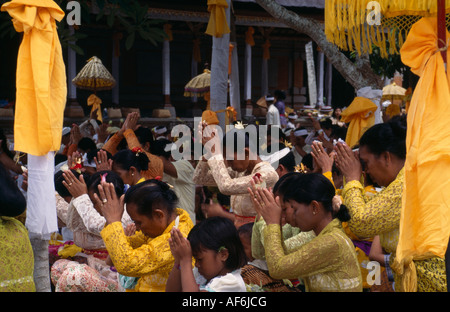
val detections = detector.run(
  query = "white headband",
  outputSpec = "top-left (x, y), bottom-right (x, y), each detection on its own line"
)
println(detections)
top-left (283, 128), bottom-right (294, 136)
top-left (294, 129), bottom-right (308, 137)
top-left (153, 126), bottom-right (167, 134)
top-left (260, 148), bottom-right (291, 167)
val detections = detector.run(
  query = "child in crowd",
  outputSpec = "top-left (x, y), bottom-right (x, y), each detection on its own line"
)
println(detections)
top-left (166, 216), bottom-right (247, 292)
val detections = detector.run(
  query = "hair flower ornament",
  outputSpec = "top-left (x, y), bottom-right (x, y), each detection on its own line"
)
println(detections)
top-left (283, 140), bottom-right (293, 149)
top-left (234, 121), bottom-right (247, 130)
top-left (294, 163), bottom-right (307, 174)
top-left (131, 146), bottom-right (144, 156)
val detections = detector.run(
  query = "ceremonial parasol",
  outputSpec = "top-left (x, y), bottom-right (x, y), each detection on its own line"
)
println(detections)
top-left (381, 82), bottom-right (406, 102)
top-left (184, 68), bottom-right (211, 109)
top-left (72, 56), bottom-right (116, 121)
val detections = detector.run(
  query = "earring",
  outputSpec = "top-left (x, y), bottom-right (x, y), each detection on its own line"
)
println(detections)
top-left (313, 211), bottom-right (316, 215)
top-left (132, 173), bottom-right (134, 176)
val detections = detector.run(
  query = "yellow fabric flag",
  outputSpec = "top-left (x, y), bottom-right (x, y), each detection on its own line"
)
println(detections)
top-left (163, 23), bottom-right (173, 41)
top-left (392, 17), bottom-right (450, 292)
top-left (87, 94), bottom-right (103, 123)
top-left (340, 97), bottom-right (378, 148)
top-left (1, 0), bottom-right (66, 156)
top-left (205, 0), bottom-right (230, 38)
top-left (245, 26), bottom-right (255, 46)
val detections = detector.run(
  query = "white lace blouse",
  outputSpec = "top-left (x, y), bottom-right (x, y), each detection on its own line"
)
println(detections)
top-left (63, 194), bottom-right (133, 250)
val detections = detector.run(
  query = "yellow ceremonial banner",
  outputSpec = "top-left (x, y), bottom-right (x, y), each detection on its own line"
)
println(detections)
top-left (87, 94), bottom-right (103, 123)
top-left (340, 97), bottom-right (377, 148)
top-left (164, 23), bottom-right (173, 41)
top-left (245, 26), bottom-right (255, 46)
top-left (392, 17), bottom-right (450, 292)
top-left (205, 0), bottom-right (230, 38)
top-left (1, 0), bottom-right (67, 156)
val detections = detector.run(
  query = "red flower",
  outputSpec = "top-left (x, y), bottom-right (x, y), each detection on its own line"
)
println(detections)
top-left (131, 147), bottom-right (144, 154)
top-left (70, 163), bottom-right (82, 170)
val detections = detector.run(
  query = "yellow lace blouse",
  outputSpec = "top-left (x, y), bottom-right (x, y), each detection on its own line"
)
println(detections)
top-left (263, 219), bottom-right (363, 292)
top-left (100, 208), bottom-right (194, 292)
top-left (341, 168), bottom-right (404, 255)
top-left (0, 217), bottom-right (35, 292)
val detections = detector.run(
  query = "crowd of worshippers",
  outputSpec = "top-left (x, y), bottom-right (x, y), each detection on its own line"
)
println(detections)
top-left (2, 97), bottom-right (439, 293)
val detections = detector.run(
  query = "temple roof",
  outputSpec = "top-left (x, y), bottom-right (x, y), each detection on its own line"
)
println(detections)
top-left (145, 0), bottom-right (324, 27)
top-left (233, 0), bottom-right (325, 9)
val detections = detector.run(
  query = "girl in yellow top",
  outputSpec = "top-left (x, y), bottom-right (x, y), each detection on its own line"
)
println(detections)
top-left (249, 172), bottom-right (362, 292)
top-left (98, 179), bottom-right (194, 292)
top-left (109, 147), bottom-right (150, 289)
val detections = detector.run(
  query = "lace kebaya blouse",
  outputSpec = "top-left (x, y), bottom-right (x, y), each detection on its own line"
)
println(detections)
top-left (193, 154), bottom-right (279, 218)
top-left (264, 219), bottom-right (363, 292)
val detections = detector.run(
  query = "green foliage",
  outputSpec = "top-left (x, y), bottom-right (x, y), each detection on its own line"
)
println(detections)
top-left (0, 0), bottom-right (167, 54)
top-left (368, 46), bottom-right (406, 78)
top-left (56, 20), bottom-right (88, 55)
top-left (94, 0), bottom-right (167, 50)
top-left (349, 29), bottom-right (407, 79)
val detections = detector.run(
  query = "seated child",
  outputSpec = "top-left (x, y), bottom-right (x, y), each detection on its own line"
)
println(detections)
top-left (166, 216), bottom-right (247, 292)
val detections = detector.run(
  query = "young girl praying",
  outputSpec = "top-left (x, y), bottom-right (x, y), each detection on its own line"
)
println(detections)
top-left (166, 216), bottom-right (247, 292)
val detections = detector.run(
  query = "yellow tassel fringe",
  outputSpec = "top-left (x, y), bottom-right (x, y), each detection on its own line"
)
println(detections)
top-left (325, 0), bottom-right (450, 58)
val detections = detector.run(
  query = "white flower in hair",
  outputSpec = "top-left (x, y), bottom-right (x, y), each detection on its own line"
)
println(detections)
top-left (234, 121), bottom-right (246, 130)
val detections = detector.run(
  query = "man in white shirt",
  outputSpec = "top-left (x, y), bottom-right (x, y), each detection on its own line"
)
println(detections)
top-left (287, 112), bottom-right (298, 129)
top-left (264, 95), bottom-right (281, 126)
top-left (290, 127), bottom-right (312, 165)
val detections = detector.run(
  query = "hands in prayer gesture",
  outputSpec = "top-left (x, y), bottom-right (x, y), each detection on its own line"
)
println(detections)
top-left (197, 120), bottom-right (222, 158)
top-left (247, 175), bottom-right (282, 225)
top-left (311, 141), bottom-right (335, 174)
top-left (93, 181), bottom-right (125, 225)
top-left (334, 142), bottom-right (362, 182)
top-left (169, 227), bottom-right (192, 265)
top-left (94, 149), bottom-right (112, 171)
top-left (62, 169), bottom-right (88, 198)
top-left (119, 112), bottom-right (140, 136)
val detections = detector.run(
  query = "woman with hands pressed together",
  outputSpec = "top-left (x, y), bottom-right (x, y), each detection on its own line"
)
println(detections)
top-left (248, 173), bottom-right (362, 292)
top-left (333, 117), bottom-right (406, 289)
top-left (98, 179), bottom-right (194, 292)
top-left (249, 174), bottom-right (316, 273)
top-left (51, 170), bottom-right (131, 292)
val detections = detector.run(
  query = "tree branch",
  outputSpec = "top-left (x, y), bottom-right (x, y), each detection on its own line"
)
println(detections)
top-left (254, 0), bottom-right (383, 90)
